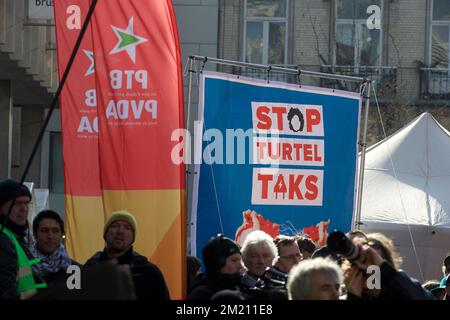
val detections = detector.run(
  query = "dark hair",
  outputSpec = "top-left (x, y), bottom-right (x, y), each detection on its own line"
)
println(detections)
top-left (365, 233), bottom-right (402, 269)
top-left (295, 235), bottom-right (317, 254)
top-left (202, 234), bottom-right (241, 272)
top-left (311, 246), bottom-right (343, 265)
top-left (347, 230), bottom-right (368, 241)
top-left (33, 210), bottom-right (64, 235)
top-left (0, 179), bottom-right (32, 209)
top-left (187, 255), bottom-right (202, 289)
top-left (444, 254), bottom-right (450, 267)
top-left (273, 235), bottom-right (297, 252)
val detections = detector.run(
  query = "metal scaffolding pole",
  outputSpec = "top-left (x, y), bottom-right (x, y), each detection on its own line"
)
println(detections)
top-left (185, 57), bottom-right (195, 249)
top-left (354, 81), bottom-right (372, 230)
top-left (189, 55), bottom-right (366, 83)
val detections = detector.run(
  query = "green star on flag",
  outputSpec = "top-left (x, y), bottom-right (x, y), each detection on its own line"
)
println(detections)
top-left (110, 17), bottom-right (148, 63)
top-left (83, 50), bottom-right (95, 76)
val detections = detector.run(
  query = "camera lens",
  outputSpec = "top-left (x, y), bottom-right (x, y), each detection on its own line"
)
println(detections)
top-left (327, 230), bottom-right (360, 262)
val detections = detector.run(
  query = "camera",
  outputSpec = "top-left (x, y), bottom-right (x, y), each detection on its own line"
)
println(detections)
top-left (326, 230), bottom-right (361, 262)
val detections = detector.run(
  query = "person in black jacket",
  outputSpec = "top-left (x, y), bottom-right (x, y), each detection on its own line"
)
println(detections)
top-left (84, 210), bottom-right (170, 300)
top-left (0, 179), bottom-right (45, 299)
top-left (30, 210), bottom-right (80, 285)
top-left (343, 232), bottom-right (434, 300)
top-left (187, 234), bottom-right (244, 300)
top-left (187, 255), bottom-right (202, 290)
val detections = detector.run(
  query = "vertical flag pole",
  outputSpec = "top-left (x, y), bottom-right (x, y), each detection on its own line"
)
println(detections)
top-left (186, 57), bottom-right (195, 249)
top-left (20, 0), bottom-right (98, 185)
top-left (355, 80), bottom-right (372, 230)
top-left (186, 57), bottom-right (194, 150)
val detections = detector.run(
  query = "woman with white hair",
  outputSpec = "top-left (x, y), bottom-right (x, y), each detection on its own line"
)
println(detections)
top-left (241, 230), bottom-right (278, 281)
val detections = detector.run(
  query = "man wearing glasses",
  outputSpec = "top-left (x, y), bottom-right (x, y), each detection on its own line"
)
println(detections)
top-left (273, 235), bottom-right (303, 276)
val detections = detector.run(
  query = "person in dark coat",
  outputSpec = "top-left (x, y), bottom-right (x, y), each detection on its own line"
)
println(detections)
top-left (187, 234), bottom-right (244, 300)
top-left (343, 233), bottom-right (434, 300)
top-left (0, 179), bottom-right (45, 299)
top-left (30, 210), bottom-right (80, 285)
top-left (84, 210), bottom-right (170, 300)
top-left (187, 255), bottom-right (202, 291)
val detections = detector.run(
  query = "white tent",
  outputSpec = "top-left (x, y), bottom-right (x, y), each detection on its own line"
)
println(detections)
top-left (359, 112), bottom-right (450, 282)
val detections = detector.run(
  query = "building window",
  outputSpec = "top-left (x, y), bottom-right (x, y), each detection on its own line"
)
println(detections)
top-left (335, 0), bottom-right (382, 71)
top-left (422, 0), bottom-right (450, 98)
top-left (430, 0), bottom-right (450, 68)
top-left (244, 0), bottom-right (288, 65)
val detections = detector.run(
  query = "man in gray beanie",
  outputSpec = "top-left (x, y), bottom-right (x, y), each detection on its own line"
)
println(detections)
top-left (0, 179), bottom-right (45, 299)
top-left (84, 210), bottom-right (170, 300)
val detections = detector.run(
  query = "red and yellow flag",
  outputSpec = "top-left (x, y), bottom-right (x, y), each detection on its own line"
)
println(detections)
top-left (54, 0), bottom-right (106, 263)
top-left (54, 0), bottom-right (185, 298)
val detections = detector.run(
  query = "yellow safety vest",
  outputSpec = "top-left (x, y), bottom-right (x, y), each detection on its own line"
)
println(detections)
top-left (1, 227), bottom-right (47, 299)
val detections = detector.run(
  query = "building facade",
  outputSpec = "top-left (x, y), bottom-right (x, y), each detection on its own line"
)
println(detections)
top-left (218, 0), bottom-right (450, 143)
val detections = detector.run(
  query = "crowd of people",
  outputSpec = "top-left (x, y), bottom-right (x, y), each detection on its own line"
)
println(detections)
top-left (1, 179), bottom-right (449, 300)
top-left (0, 179), bottom-right (169, 300)
top-left (186, 231), bottom-right (448, 300)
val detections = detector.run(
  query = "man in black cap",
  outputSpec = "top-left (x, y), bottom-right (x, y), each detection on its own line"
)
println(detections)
top-left (0, 179), bottom-right (45, 299)
top-left (187, 234), bottom-right (244, 300)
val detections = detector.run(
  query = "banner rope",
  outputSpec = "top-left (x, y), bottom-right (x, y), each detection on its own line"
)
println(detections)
top-left (194, 69), bottom-right (224, 235)
top-left (371, 84), bottom-right (424, 282)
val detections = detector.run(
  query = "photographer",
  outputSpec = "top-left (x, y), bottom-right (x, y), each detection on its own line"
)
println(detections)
top-left (329, 231), bottom-right (434, 300)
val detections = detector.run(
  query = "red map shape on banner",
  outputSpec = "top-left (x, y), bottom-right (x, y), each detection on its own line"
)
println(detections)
top-left (235, 209), bottom-right (280, 246)
top-left (303, 219), bottom-right (330, 246)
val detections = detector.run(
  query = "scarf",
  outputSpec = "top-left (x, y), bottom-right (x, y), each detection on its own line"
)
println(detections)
top-left (30, 242), bottom-right (72, 275)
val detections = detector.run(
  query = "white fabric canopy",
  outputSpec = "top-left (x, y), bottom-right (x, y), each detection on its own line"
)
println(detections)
top-left (360, 112), bottom-right (450, 281)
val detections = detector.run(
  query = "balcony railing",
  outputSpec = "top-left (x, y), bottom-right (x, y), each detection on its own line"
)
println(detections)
top-left (320, 65), bottom-right (397, 97)
top-left (420, 67), bottom-right (450, 100)
top-left (237, 65), bottom-right (299, 84)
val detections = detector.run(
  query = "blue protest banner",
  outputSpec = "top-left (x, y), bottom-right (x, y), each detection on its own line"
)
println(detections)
top-left (190, 71), bottom-right (361, 255)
